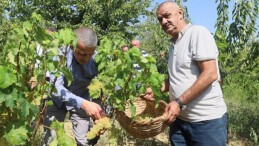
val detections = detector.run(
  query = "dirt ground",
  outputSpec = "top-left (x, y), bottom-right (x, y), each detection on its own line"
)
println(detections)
top-left (64, 120), bottom-right (170, 146)
top-left (64, 121), bottom-right (246, 146)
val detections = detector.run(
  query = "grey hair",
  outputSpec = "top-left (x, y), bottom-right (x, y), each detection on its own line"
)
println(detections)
top-left (74, 27), bottom-right (97, 48)
top-left (157, 1), bottom-right (185, 19)
top-left (157, 1), bottom-right (178, 11)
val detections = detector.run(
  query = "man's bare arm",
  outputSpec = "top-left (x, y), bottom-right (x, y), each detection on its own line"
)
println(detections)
top-left (178, 59), bottom-right (218, 105)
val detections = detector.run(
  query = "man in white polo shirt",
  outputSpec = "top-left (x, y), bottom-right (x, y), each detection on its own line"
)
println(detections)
top-left (154, 1), bottom-right (228, 146)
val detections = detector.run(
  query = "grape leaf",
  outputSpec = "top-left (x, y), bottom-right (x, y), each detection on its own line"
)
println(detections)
top-left (19, 98), bottom-right (30, 117)
top-left (140, 57), bottom-right (148, 64)
top-left (5, 92), bottom-right (16, 110)
top-left (7, 52), bottom-right (17, 65)
top-left (49, 137), bottom-right (58, 146)
top-left (4, 126), bottom-right (28, 145)
top-left (60, 67), bottom-right (73, 86)
top-left (0, 66), bottom-right (16, 89)
top-left (58, 28), bottom-right (75, 45)
top-left (0, 92), bottom-right (6, 104)
top-left (50, 120), bottom-right (76, 145)
top-left (129, 103), bottom-right (136, 118)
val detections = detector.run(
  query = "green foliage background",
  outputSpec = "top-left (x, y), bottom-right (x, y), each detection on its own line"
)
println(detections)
top-left (0, 0), bottom-right (259, 145)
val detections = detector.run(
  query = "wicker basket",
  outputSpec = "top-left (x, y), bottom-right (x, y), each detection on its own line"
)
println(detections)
top-left (115, 97), bottom-right (168, 139)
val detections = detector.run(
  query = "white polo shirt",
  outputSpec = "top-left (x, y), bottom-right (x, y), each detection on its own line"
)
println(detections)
top-left (168, 23), bottom-right (227, 122)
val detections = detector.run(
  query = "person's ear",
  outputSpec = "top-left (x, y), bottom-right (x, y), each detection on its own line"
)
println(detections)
top-left (179, 8), bottom-right (184, 19)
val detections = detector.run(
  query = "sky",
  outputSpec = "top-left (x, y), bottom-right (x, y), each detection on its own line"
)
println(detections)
top-left (152, 0), bottom-right (236, 33)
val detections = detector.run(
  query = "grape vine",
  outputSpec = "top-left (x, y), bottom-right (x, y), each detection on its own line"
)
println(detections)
top-left (0, 13), bottom-right (76, 145)
top-left (89, 36), bottom-right (166, 117)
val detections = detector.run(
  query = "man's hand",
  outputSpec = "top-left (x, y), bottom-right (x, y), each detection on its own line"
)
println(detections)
top-left (164, 100), bottom-right (181, 124)
top-left (141, 87), bottom-right (155, 101)
top-left (81, 100), bottom-right (102, 120)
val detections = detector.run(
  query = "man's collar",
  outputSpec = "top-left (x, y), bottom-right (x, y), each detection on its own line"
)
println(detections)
top-left (171, 23), bottom-right (192, 43)
top-left (180, 23), bottom-right (192, 36)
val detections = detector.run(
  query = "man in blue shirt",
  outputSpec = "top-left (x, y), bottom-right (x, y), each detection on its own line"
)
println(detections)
top-left (42, 27), bottom-right (102, 146)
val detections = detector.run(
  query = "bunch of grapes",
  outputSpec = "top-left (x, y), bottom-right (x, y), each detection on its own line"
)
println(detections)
top-left (134, 114), bottom-right (153, 122)
top-left (88, 78), bottom-right (105, 99)
top-left (86, 117), bottom-right (112, 139)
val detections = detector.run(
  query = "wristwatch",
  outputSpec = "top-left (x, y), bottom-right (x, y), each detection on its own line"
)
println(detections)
top-left (174, 98), bottom-right (186, 110)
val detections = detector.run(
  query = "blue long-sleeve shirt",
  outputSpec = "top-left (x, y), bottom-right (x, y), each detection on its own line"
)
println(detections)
top-left (50, 47), bottom-right (98, 110)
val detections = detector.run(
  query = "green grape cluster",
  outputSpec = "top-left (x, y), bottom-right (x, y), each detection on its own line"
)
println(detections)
top-left (88, 78), bottom-right (104, 99)
top-left (86, 117), bottom-right (112, 139)
top-left (135, 113), bottom-right (154, 122)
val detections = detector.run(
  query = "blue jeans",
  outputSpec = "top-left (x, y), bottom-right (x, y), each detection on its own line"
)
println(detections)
top-left (169, 113), bottom-right (228, 146)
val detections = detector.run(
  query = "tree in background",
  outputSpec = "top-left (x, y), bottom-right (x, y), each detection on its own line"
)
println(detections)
top-left (215, 0), bottom-right (259, 141)
top-left (215, 0), bottom-right (259, 100)
top-left (4, 0), bottom-right (151, 38)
